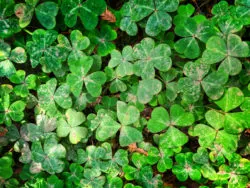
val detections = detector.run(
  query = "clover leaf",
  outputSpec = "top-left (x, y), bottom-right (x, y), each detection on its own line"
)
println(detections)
top-left (173, 4), bottom-right (195, 25)
top-left (172, 152), bottom-right (201, 182)
top-left (202, 34), bottom-right (249, 75)
top-left (61, 0), bottom-right (106, 30)
top-left (235, 0), bottom-right (250, 25)
top-left (148, 104), bottom-right (194, 148)
top-left (193, 110), bottom-right (238, 152)
top-left (8, 70), bottom-right (36, 97)
top-left (62, 163), bottom-right (84, 187)
top-left (217, 154), bottom-right (250, 188)
top-left (108, 46), bottom-right (134, 77)
top-left (96, 101), bottom-right (142, 147)
top-left (37, 78), bottom-right (72, 117)
top-left (0, 94), bottom-right (26, 126)
top-left (57, 30), bottom-right (90, 63)
top-left (20, 114), bottom-right (57, 142)
top-left (35, 2), bottom-right (58, 29)
top-left (211, 1), bottom-right (230, 20)
top-left (120, 0), bottom-right (179, 36)
top-left (174, 18), bottom-right (216, 59)
top-left (14, 0), bottom-right (38, 28)
top-left (26, 29), bottom-right (64, 71)
top-left (89, 25), bottom-right (117, 56)
top-left (15, 1), bottom-right (58, 29)
top-left (214, 87), bottom-right (244, 112)
top-left (0, 40), bottom-right (27, 77)
top-left (0, 0), bottom-right (21, 38)
top-left (178, 61), bottom-right (229, 103)
top-left (135, 166), bottom-right (163, 188)
top-left (0, 153), bottom-right (13, 180)
top-left (105, 176), bottom-right (123, 188)
top-left (99, 145), bottom-right (129, 176)
top-left (119, 2), bottom-right (138, 36)
top-left (66, 56), bottom-right (106, 97)
top-left (31, 134), bottom-right (66, 174)
top-left (147, 146), bottom-right (173, 172)
top-left (133, 38), bottom-right (172, 79)
top-left (80, 168), bottom-right (105, 188)
top-left (137, 79), bottom-right (162, 104)
top-left (57, 108), bottom-right (87, 144)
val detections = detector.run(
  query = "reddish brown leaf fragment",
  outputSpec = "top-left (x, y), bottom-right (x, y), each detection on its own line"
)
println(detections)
top-left (128, 143), bottom-right (148, 156)
top-left (101, 8), bottom-right (116, 23)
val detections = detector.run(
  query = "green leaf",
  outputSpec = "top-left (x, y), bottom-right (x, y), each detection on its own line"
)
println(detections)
top-left (201, 70), bottom-right (229, 100)
top-left (0, 41), bottom-right (27, 77)
top-left (147, 107), bottom-right (169, 133)
top-left (90, 25), bottom-right (117, 56)
top-left (26, 29), bottom-right (64, 71)
top-left (61, 0), bottom-right (106, 30)
top-left (108, 46), bottom-right (134, 77)
top-left (57, 108), bottom-right (87, 144)
top-left (85, 71), bottom-right (107, 97)
top-left (96, 115), bottom-right (121, 141)
top-left (54, 84), bottom-right (72, 109)
top-left (119, 125), bottom-right (143, 147)
top-left (172, 152), bottom-right (201, 182)
top-left (215, 87), bottom-right (244, 112)
top-left (69, 127), bottom-right (88, 144)
top-left (159, 126), bottom-right (189, 148)
top-left (14, 0), bottom-right (38, 28)
top-left (35, 2), bottom-right (58, 29)
top-left (0, 153), bottom-right (13, 179)
top-left (193, 124), bottom-right (216, 148)
top-left (205, 110), bottom-right (224, 130)
top-left (117, 101), bottom-right (140, 126)
top-left (31, 134), bottom-right (66, 174)
top-left (58, 30), bottom-right (90, 63)
top-left (174, 18), bottom-right (215, 59)
top-left (170, 104), bottom-right (195, 126)
top-left (133, 38), bottom-right (172, 79)
top-left (0, 0), bottom-right (21, 38)
top-left (202, 34), bottom-right (249, 75)
top-left (123, 0), bottom-right (179, 36)
top-left (137, 79), bottom-right (162, 104)
top-left (10, 47), bottom-right (27, 64)
top-left (224, 112), bottom-right (247, 134)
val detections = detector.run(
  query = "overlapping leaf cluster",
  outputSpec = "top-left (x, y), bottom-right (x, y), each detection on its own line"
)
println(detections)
top-left (1, 0), bottom-right (250, 187)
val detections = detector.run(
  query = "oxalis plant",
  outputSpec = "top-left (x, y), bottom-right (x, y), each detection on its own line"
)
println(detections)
top-left (1, 0), bottom-right (250, 187)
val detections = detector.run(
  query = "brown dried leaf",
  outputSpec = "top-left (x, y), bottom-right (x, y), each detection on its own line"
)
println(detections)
top-left (0, 127), bottom-right (8, 137)
top-left (101, 8), bottom-right (116, 23)
top-left (128, 143), bottom-right (148, 156)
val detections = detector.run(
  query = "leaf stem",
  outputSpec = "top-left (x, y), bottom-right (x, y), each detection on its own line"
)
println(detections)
top-left (24, 29), bottom-right (33, 35)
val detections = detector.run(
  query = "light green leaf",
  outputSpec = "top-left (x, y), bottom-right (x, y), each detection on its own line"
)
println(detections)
top-left (66, 108), bottom-right (85, 127)
top-left (214, 87), bottom-right (244, 112)
top-left (170, 104), bottom-right (195, 126)
top-left (15, 0), bottom-right (38, 28)
top-left (205, 110), bottom-right (224, 130)
top-left (69, 127), bottom-right (88, 144)
top-left (85, 71), bottom-right (106, 97)
top-left (159, 126), bottom-right (188, 148)
top-left (201, 70), bottom-right (229, 100)
top-left (137, 79), bottom-right (162, 104)
top-left (0, 153), bottom-right (13, 179)
top-left (54, 84), bottom-right (72, 109)
top-left (147, 107), bottom-right (169, 133)
top-left (119, 126), bottom-right (143, 147)
top-left (117, 101), bottom-right (139, 126)
top-left (96, 115), bottom-right (121, 141)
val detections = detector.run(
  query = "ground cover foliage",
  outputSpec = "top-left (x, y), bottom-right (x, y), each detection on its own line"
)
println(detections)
top-left (1, 0), bottom-right (250, 187)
